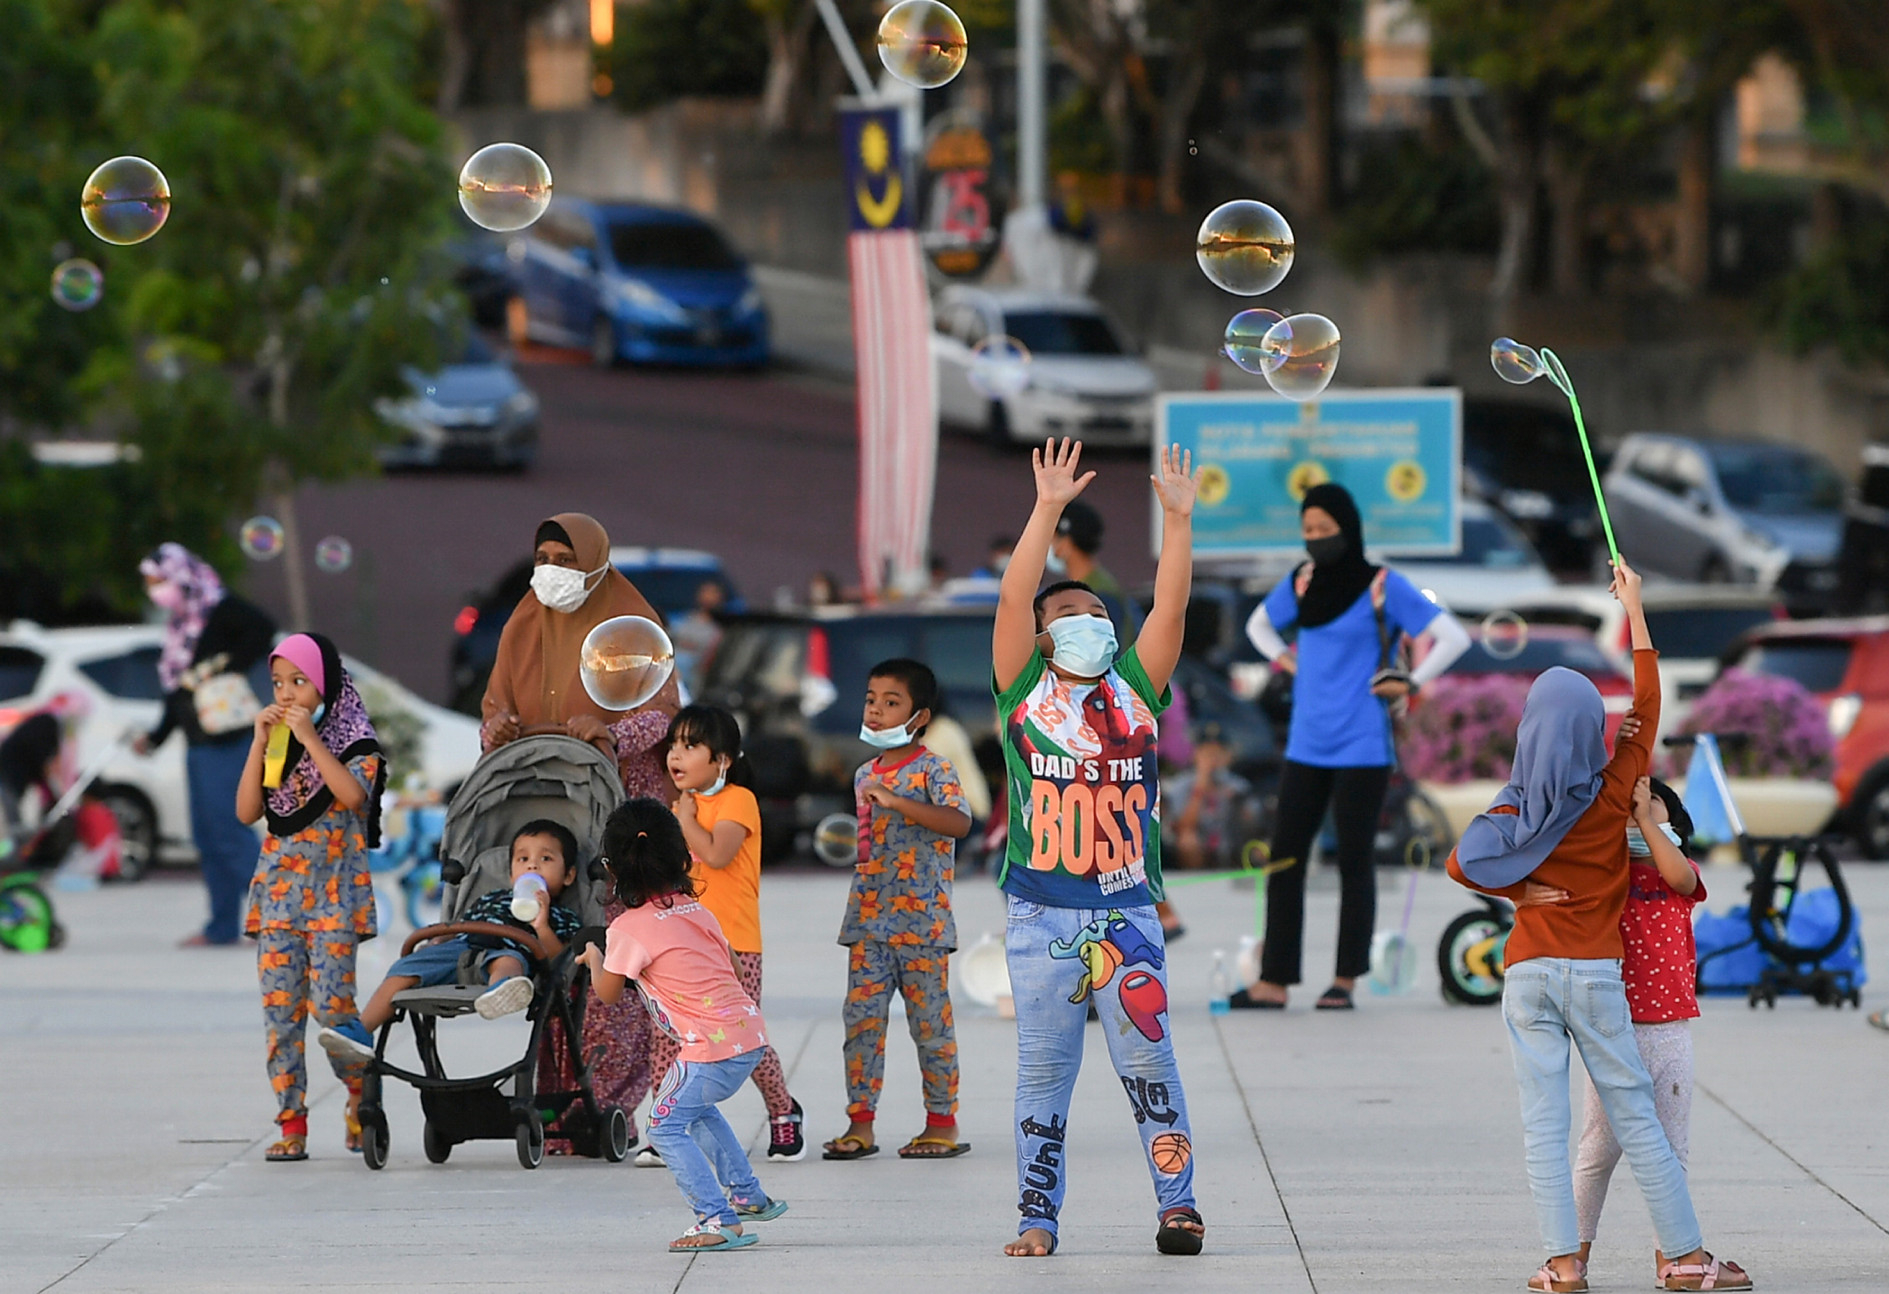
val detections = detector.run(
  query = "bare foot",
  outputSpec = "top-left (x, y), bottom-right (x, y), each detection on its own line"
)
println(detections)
top-left (1004, 1228), bottom-right (1055, 1257)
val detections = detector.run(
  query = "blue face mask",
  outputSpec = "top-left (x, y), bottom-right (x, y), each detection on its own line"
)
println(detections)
top-left (1626, 823), bottom-right (1681, 856)
top-left (1045, 614), bottom-right (1117, 678)
top-left (860, 717), bottom-right (918, 749)
top-left (703, 763), bottom-right (727, 796)
top-left (311, 703), bottom-right (326, 726)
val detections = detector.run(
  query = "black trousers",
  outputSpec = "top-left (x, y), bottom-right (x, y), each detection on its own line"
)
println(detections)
top-left (1259, 760), bottom-right (1392, 987)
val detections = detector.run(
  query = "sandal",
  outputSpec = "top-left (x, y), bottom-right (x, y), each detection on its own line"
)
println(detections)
top-left (1155, 1207), bottom-right (1204, 1256)
top-left (344, 1083), bottom-right (363, 1154)
top-left (266, 1116), bottom-right (308, 1163)
top-left (1315, 985), bottom-right (1355, 1011)
top-left (821, 1135), bottom-right (879, 1161)
top-left (1527, 1258), bottom-right (1587, 1291)
top-left (1658, 1253), bottom-right (1751, 1290)
top-left (668, 1220), bottom-right (757, 1252)
top-left (898, 1135), bottom-right (970, 1159)
top-left (1868, 1009), bottom-right (1888, 1032)
top-left (1227, 987), bottom-right (1286, 1010)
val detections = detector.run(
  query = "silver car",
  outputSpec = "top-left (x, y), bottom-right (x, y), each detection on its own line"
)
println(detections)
top-left (1602, 434), bottom-right (1846, 607)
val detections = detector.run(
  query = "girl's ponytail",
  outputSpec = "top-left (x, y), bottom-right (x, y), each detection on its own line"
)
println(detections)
top-left (600, 798), bottom-right (695, 908)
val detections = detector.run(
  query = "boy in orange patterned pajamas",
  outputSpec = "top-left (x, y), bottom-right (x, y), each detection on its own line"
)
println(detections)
top-left (821, 659), bottom-right (973, 1161)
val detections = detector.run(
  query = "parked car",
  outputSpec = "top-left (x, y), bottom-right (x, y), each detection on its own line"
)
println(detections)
top-left (0, 622), bottom-right (481, 876)
top-left (1505, 584), bottom-right (1784, 738)
top-left (446, 548), bottom-right (742, 714)
top-left (1603, 434), bottom-right (1846, 610)
top-left (933, 286), bottom-right (1157, 447)
top-left (1386, 498), bottom-right (1558, 615)
top-left (1418, 621), bottom-right (1638, 743)
top-left (374, 329), bottom-right (540, 471)
top-left (1462, 396), bottom-right (1606, 574)
top-left (508, 199), bottom-right (769, 368)
top-left (1718, 616), bottom-right (1889, 856)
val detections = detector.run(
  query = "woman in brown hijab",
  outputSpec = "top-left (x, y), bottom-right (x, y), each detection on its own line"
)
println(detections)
top-left (483, 513), bottom-right (682, 1158)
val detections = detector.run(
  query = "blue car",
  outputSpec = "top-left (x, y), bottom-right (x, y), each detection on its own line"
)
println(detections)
top-left (510, 199), bottom-right (769, 368)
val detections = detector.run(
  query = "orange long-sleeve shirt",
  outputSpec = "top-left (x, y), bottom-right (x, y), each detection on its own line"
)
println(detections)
top-left (1446, 648), bottom-right (1659, 967)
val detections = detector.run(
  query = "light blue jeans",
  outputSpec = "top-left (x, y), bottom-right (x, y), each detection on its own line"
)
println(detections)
top-left (646, 1052), bottom-right (766, 1227)
top-left (1005, 896), bottom-right (1196, 1240)
top-left (1502, 958), bottom-right (1702, 1258)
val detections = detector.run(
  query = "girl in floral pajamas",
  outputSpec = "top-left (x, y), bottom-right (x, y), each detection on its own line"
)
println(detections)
top-left (236, 633), bottom-right (386, 1162)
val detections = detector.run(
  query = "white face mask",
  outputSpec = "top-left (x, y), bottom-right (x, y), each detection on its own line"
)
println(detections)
top-left (1044, 549), bottom-right (1068, 575)
top-left (1045, 614), bottom-right (1117, 678)
top-left (860, 717), bottom-right (918, 749)
top-left (1626, 823), bottom-right (1682, 857)
top-left (531, 561), bottom-right (607, 614)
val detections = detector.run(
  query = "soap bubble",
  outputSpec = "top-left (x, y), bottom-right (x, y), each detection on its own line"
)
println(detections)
top-left (814, 812), bottom-right (860, 867)
top-left (1196, 200), bottom-right (1294, 296)
top-left (968, 335), bottom-right (1032, 399)
top-left (81, 157), bottom-right (171, 246)
top-left (580, 616), bottom-right (675, 712)
top-left (1480, 609), bottom-right (1529, 661)
top-left (876, 0), bottom-right (968, 90)
top-left (50, 259), bottom-right (104, 311)
top-left (314, 536), bottom-right (353, 574)
top-left (1490, 337), bottom-right (1546, 385)
top-left (239, 517), bottom-right (285, 562)
top-left (457, 143), bottom-right (553, 232)
top-left (1222, 308), bottom-right (1285, 375)
top-left (1259, 313), bottom-right (1340, 400)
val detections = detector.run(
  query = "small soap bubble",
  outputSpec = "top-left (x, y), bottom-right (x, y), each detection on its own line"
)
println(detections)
top-left (239, 517), bottom-right (286, 562)
top-left (876, 0), bottom-right (968, 90)
top-left (1223, 308), bottom-right (1285, 375)
top-left (1480, 610), bottom-right (1529, 661)
top-left (968, 335), bottom-right (1032, 399)
top-left (314, 536), bottom-right (354, 574)
top-left (1259, 313), bottom-right (1340, 401)
top-left (81, 156), bottom-right (171, 246)
top-left (458, 143), bottom-right (553, 232)
top-left (1491, 337), bottom-right (1546, 385)
top-left (1196, 199), bottom-right (1294, 296)
top-left (50, 259), bottom-right (104, 311)
top-left (580, 616), bottom-right (676, 711)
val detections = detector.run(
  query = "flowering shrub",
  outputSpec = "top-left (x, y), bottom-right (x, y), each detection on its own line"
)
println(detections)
top-left (1400, 674), bottom-right (1531, 783)
top-left (1677, 668), bottom-right (1834, 779)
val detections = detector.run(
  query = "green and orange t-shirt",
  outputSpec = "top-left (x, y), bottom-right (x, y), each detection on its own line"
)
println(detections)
top-left (995, 645), bottom-right (1169, 908)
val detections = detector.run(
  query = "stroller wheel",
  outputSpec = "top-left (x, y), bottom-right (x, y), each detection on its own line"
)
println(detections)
top-left (600, 1106), bottom-right (631, 1163)
top-left (360, 1109), bottom-right (390, 1170)
top-left (0, 880), bottom-right (57, 953)
top-left (423, 1120), bottom-right (452, 1165)
top-left (516, 1110), bottom-right (545, 1170)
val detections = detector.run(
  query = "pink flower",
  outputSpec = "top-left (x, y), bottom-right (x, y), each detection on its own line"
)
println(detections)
top-left (1676, 668), bottom-right (1833, 779)
top-left (1399, 675), bottom-right (1531, 784)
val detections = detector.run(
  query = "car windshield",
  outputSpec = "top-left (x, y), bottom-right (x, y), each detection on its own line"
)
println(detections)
top-left (0, 646), bottom-right (44, 701)
top-left (608, 221), bottom-right (741, 271)
top-left (1449, 633), bottom-right (1619, 681)
top-left (1733, 639), bottom-right (1853, 693)
top-left (1709, 445), bottom-right (1845, 514)
top-left (1002, 310), bottom-right (1125, 357)
top-left (1417, 515), bottom-right (1540, 568)
top-left (1642, 606), bottom-right (1777, 660)
top-left (616, 566), bottom-right (735, 619)
top-left (461, 330), bottom-right (496, 364)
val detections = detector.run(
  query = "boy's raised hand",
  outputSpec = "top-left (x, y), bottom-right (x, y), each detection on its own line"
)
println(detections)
top-left (1608, 557), bottom-right (1642, 612)
top-left (1150, 443), bottom-right (1199, 518)
top-left (1033, 437), bottom-right (1095, 509)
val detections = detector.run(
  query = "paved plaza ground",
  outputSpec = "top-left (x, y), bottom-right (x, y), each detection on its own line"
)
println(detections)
top-left (5, 860), bottom-right (1886, 1292)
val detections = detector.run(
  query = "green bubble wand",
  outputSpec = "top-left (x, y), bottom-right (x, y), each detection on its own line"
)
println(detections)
top-left (1490, 339), bottom-right (1620, 568)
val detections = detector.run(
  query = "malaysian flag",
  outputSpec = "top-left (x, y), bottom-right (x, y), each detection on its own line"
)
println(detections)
top-left (842, 106), bottom-right (936, 599)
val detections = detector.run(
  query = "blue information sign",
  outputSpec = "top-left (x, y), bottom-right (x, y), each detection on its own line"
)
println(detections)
top-left (1156, 389), bottom-right (1462, 557)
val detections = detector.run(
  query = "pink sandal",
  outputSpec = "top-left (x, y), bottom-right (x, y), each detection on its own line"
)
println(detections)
top-left (1658, 1253), bottom-right (1751, 1290)
top-left (1527, 1258), bottom-right (1587, 1292)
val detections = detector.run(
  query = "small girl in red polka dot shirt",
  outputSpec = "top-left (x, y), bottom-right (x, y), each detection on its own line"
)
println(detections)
top-left (1573, 775), bottom-right (1705, 1280)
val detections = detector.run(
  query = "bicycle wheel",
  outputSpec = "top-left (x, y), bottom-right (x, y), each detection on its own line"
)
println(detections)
top-left (1437, 908), bottom-right (1508, 1006)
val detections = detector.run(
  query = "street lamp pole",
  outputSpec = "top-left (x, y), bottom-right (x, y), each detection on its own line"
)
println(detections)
top-left (1017, 0), bottom-right (1045, 209)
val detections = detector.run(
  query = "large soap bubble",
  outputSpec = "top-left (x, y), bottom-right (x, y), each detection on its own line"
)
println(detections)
top-left (1222, 308), bottom-right (1285, 375)
top-left (580, 616), bottom-right (676, 712)
top-left (81, 157), bottom-right (171, 246)
top-left (1196, 200), bottom-right (1294, 296)
top-left (877, 0), bottom-right (968, 90)
top-left (1491, 337), bottom-right (1547, 385)
top-left (1259, 313), bottom-right (1340, 400)
top-left (968, 335), bottom-right (1032, 400)
top-left (240, 516), bottom-right (285, 561)
top-left (1479, 610), bottom-right (1529, 661)
top-left (50, 259), bottom-right (104, 311)
top-left (458, 143), bottom-right (553, 233)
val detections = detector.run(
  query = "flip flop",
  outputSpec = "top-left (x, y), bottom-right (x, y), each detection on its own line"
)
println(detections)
top-left (898, 1136), bottom-right (971, 1159)
top-left (821, 1135), bottom-right (880, 1161)
top-left (1156, 1207), bottom-right (1204, 1256)
top-left (668, 1221), bottom-right (758, 1252)
top-left (1227, 987), bottom-right (1285, 1010)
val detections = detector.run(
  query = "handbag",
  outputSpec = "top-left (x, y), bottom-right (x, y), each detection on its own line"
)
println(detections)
top-left (186, 654), bottom-right (262, 735)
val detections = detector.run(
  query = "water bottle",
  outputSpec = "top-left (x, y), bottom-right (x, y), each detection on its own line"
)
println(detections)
top-left (1209, 950), bottom-right (1232, 1015)
top-left (511, 872), bottom-right (548, 922)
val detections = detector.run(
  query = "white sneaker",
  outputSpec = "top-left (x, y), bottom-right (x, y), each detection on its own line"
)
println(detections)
top-left (634, 1145), bottom-right (665, 1168)
top-left (475, 976), bottom-right (535, 1019)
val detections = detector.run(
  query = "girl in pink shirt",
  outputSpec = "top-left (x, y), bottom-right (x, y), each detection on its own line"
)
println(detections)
top-left (581, 798), bottom-right (788, 1252)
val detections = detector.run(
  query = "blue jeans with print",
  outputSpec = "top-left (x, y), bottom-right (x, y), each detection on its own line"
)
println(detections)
top-left (647, 1051), bottom-right (767, 1227)
top-left (188, 740), bottom-right (261, 943)
top-left (1004, 896), bottom-right (1195, 1240)
top-left (1502, 958), bottom-right (1702, 1258)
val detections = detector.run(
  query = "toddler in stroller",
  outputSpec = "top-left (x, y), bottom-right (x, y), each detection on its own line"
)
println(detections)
top-left (322, 733), bottom-right (631, 1170)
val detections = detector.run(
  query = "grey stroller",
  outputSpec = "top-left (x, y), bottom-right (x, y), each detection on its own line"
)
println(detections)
top-left (355, 733), bottom-right (626, 1170)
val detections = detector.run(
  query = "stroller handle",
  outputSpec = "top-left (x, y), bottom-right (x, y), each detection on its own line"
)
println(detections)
top-left (401, 921), bottom-right (548, 960)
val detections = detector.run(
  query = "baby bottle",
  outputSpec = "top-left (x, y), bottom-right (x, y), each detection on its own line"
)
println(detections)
top-left (511, 872), bottom-right (549, 922)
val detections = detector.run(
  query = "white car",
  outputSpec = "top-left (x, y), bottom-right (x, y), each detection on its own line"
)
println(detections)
top-left (0, 622), bottom-right (482, 877)
top-left (1388, 499), bottom-right (1558, 616)
top-left (932, 286), bottom-right (1158, 447)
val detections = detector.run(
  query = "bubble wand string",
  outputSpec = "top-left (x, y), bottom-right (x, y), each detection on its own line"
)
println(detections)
top-left (1536, 347), bottom-right (1620, 568)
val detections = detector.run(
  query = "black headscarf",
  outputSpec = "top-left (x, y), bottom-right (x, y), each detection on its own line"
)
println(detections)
top-left (1294, 482), bottom-right (1379, 628)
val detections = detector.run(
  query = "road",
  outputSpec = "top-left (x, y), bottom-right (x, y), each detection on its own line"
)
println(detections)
top-left (244, 346), bottom-right (1159, 705)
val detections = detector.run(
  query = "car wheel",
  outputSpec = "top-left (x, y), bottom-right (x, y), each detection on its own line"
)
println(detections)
top-left (590, 316), bottom-right (617, 369)
top-left (1700, 553), bottom-right (1733, 583)
top-left (94, 784), bottom-right (157, 882)
top-left (985, 399), bottom-right (1013, 449)
top-left (1853, 764), bottom-right (1889, 860)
